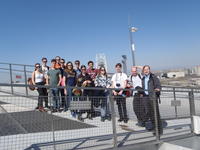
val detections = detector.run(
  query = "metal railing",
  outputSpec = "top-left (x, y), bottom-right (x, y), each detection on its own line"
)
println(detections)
top-left (0, 62), bottom-right (34, 97)
top-left (0, 83), bottom-right (199, 150)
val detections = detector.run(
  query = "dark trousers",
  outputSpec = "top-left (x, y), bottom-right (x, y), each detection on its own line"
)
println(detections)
top-left (143, 96), bottom-right (163, 134)
top-left (36, 82), bottom-right (48, 107)
top-left (94, 88), bottom-right (109, 118)
top-left (115, 95), bottom-right (128, 119)
top-left (83, 89), bottom-right (94, 115)
top-left (133, 94), bottom-right (146, 122)
top-left (60, 89), bottom-right (65, 108)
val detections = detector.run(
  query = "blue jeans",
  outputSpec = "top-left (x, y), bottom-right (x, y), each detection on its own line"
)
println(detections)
top-left (51, 88), bottom-right (60, 109)
top-left (65, 88), bottom-right (73, 110)
top-left (101, 95), bottom-right (111, 118)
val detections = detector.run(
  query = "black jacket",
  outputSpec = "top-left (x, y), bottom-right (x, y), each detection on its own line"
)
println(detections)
top-left (142, 73), bottom-right (161, 97)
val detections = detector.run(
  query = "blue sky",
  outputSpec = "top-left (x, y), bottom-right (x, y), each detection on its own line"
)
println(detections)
top-left (0, 0), bottom-right (200, 72)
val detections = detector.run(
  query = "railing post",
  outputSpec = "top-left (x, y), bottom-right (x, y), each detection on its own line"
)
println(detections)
top-left (9, 64), bottom-right (14, 94)
top-left (24, 65), bottom-right (28, 96)
top-left (173, 87), bottom-right (178, 118)
top-left (152, 92), bottom-right (160, 141)
top-left (189, 89), bottom-right (196, 134)
top-left (109, 89), bottom-right (117, 148)
top-left (49, 88), bottom-right (56, 150)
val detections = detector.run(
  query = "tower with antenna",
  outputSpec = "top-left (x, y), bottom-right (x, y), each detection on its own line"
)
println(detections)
top-left (96, 53), bottom-right (108, 71)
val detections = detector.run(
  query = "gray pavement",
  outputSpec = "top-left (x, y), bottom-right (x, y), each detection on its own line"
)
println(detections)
top-left (0, 110), bottom-right (95, 136)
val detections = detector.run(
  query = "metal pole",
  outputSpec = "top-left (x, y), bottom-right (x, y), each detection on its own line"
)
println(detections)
top-left (152, 93), bottom-right (160, 141)
top-left (24, 65), bottom-right (28, 96)
top-left (129, 27), bottom-right (136, 66)
top-left (9, 64), bottom-right (14, 94)
top-left (122, 55), bottom-right (127, 74)
top-left (173, 87), bottom-right (178, 118)
top-left (189, 89), bottom-right (196, 134)
top-left (49, 90), bottom-right (56, 150)
top-left (109, 89), bottom-right (117, 147)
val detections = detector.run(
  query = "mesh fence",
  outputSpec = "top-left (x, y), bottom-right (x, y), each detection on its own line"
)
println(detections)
top-left (0, 89), bottom-right (115, 150)
top-left (0, 85), bottom-right (198, 150)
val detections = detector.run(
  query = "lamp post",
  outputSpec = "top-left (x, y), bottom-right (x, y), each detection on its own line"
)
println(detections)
top-left (121, 55), bottom-right (127, 74)
top-left (129, 26), bottom-right (138, 66)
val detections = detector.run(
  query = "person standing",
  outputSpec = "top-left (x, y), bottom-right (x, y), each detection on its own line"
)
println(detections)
top-left (46, 59), bottom-right (62, 112)
top-left (60, 58), bottom-right (66, 109)
top-left (111, 63), bottom-right (129, 123)
top-left (40, 57), bottom-right (49, 108)
top-left (76, 65), bottom-right (93, 120)
top-left (142, 65), bottom-right (163, 135)
top-left (32, 63), bottom-right (46, 112)
top-left (94, 66), bottom-right (111, 122)
top-left (127, 66), bottom-right (146, 127)
top-left (63, 61), bottom-right (77, 116)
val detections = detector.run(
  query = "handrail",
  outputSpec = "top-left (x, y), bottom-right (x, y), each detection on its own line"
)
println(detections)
top-left (0, 62), bottom-right (34, 67)
top-left (0, 83), bottom-right (199, 93)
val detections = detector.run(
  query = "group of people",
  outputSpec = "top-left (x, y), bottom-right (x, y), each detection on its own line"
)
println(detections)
top-left (31, 56), bottom-right (163, 135)
top-left (31, 56), bottom-right (111, 122)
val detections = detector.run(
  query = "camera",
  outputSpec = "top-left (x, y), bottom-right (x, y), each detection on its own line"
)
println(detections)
top-left (116, 83), bottom-right (121, 87)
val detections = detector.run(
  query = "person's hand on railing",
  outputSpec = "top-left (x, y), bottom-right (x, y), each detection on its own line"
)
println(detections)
top-left (126, 83), bottom-right (131, 88)
top-left (82, 81), bottom-right (88, 87)
top-left (113, 91), bottom-right (118, 96)
top-left (64, 89), bottom-right (67, 95)
top-left (154, 88), bottom-right (160, 92)
top-left (118, 90), bottom-right (123, 96)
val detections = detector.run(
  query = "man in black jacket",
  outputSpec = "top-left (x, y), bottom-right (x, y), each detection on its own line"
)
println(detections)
top-left (142, 65), bottom-right (163, 136)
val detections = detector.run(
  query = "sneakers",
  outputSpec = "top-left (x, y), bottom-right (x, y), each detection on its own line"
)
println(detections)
top-left (81, 113), bottom-right (87, 119)
top-left (87, 113), bottom-right (93, 120)
top-left (71, 112), bottom-right (77, 118)
top-left (118, 118), bottom-right (123, 122)
top-left (52, 109), bottom-right (58, 113)
top-left (38, 107), bottom-right (47, 112)
top-left (123, 118), bottom-right (129, 123)
top-left (101, 117), bottom-right (106, 122)
top-left (136, 121), bottom-right (145, 127)
top-left (77, 114), bottom-right (84, 122)
top-left (118, 118), bottom-right (129, 123)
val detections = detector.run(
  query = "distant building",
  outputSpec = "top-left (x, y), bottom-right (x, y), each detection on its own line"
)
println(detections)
top-left (167, 71), bottom-right (185, 78)
top-left (191, 66), bottom-right (200, 76)
top-left (96, 53), bottom-right (108, 71)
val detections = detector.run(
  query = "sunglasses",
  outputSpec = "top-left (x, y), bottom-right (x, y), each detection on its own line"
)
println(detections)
top-left (35, 66), bottom-right (40, 68)
top-left (101, 69), bottom-right (105, 71)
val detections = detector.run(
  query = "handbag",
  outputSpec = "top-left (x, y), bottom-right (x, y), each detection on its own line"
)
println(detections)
top-left (28, 77), bottom-right (35, 91)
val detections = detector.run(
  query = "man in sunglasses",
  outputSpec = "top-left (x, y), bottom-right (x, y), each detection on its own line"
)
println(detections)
top-left (74, 60), bottom-right (81, 77)
top-left (41, 57), bottom-right (49, 77)
top-left (54, 56), bottom-right (61, 69)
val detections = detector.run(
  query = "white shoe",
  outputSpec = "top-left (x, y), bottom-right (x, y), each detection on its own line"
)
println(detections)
top-left (82, 113), bottom-right (87, 118)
